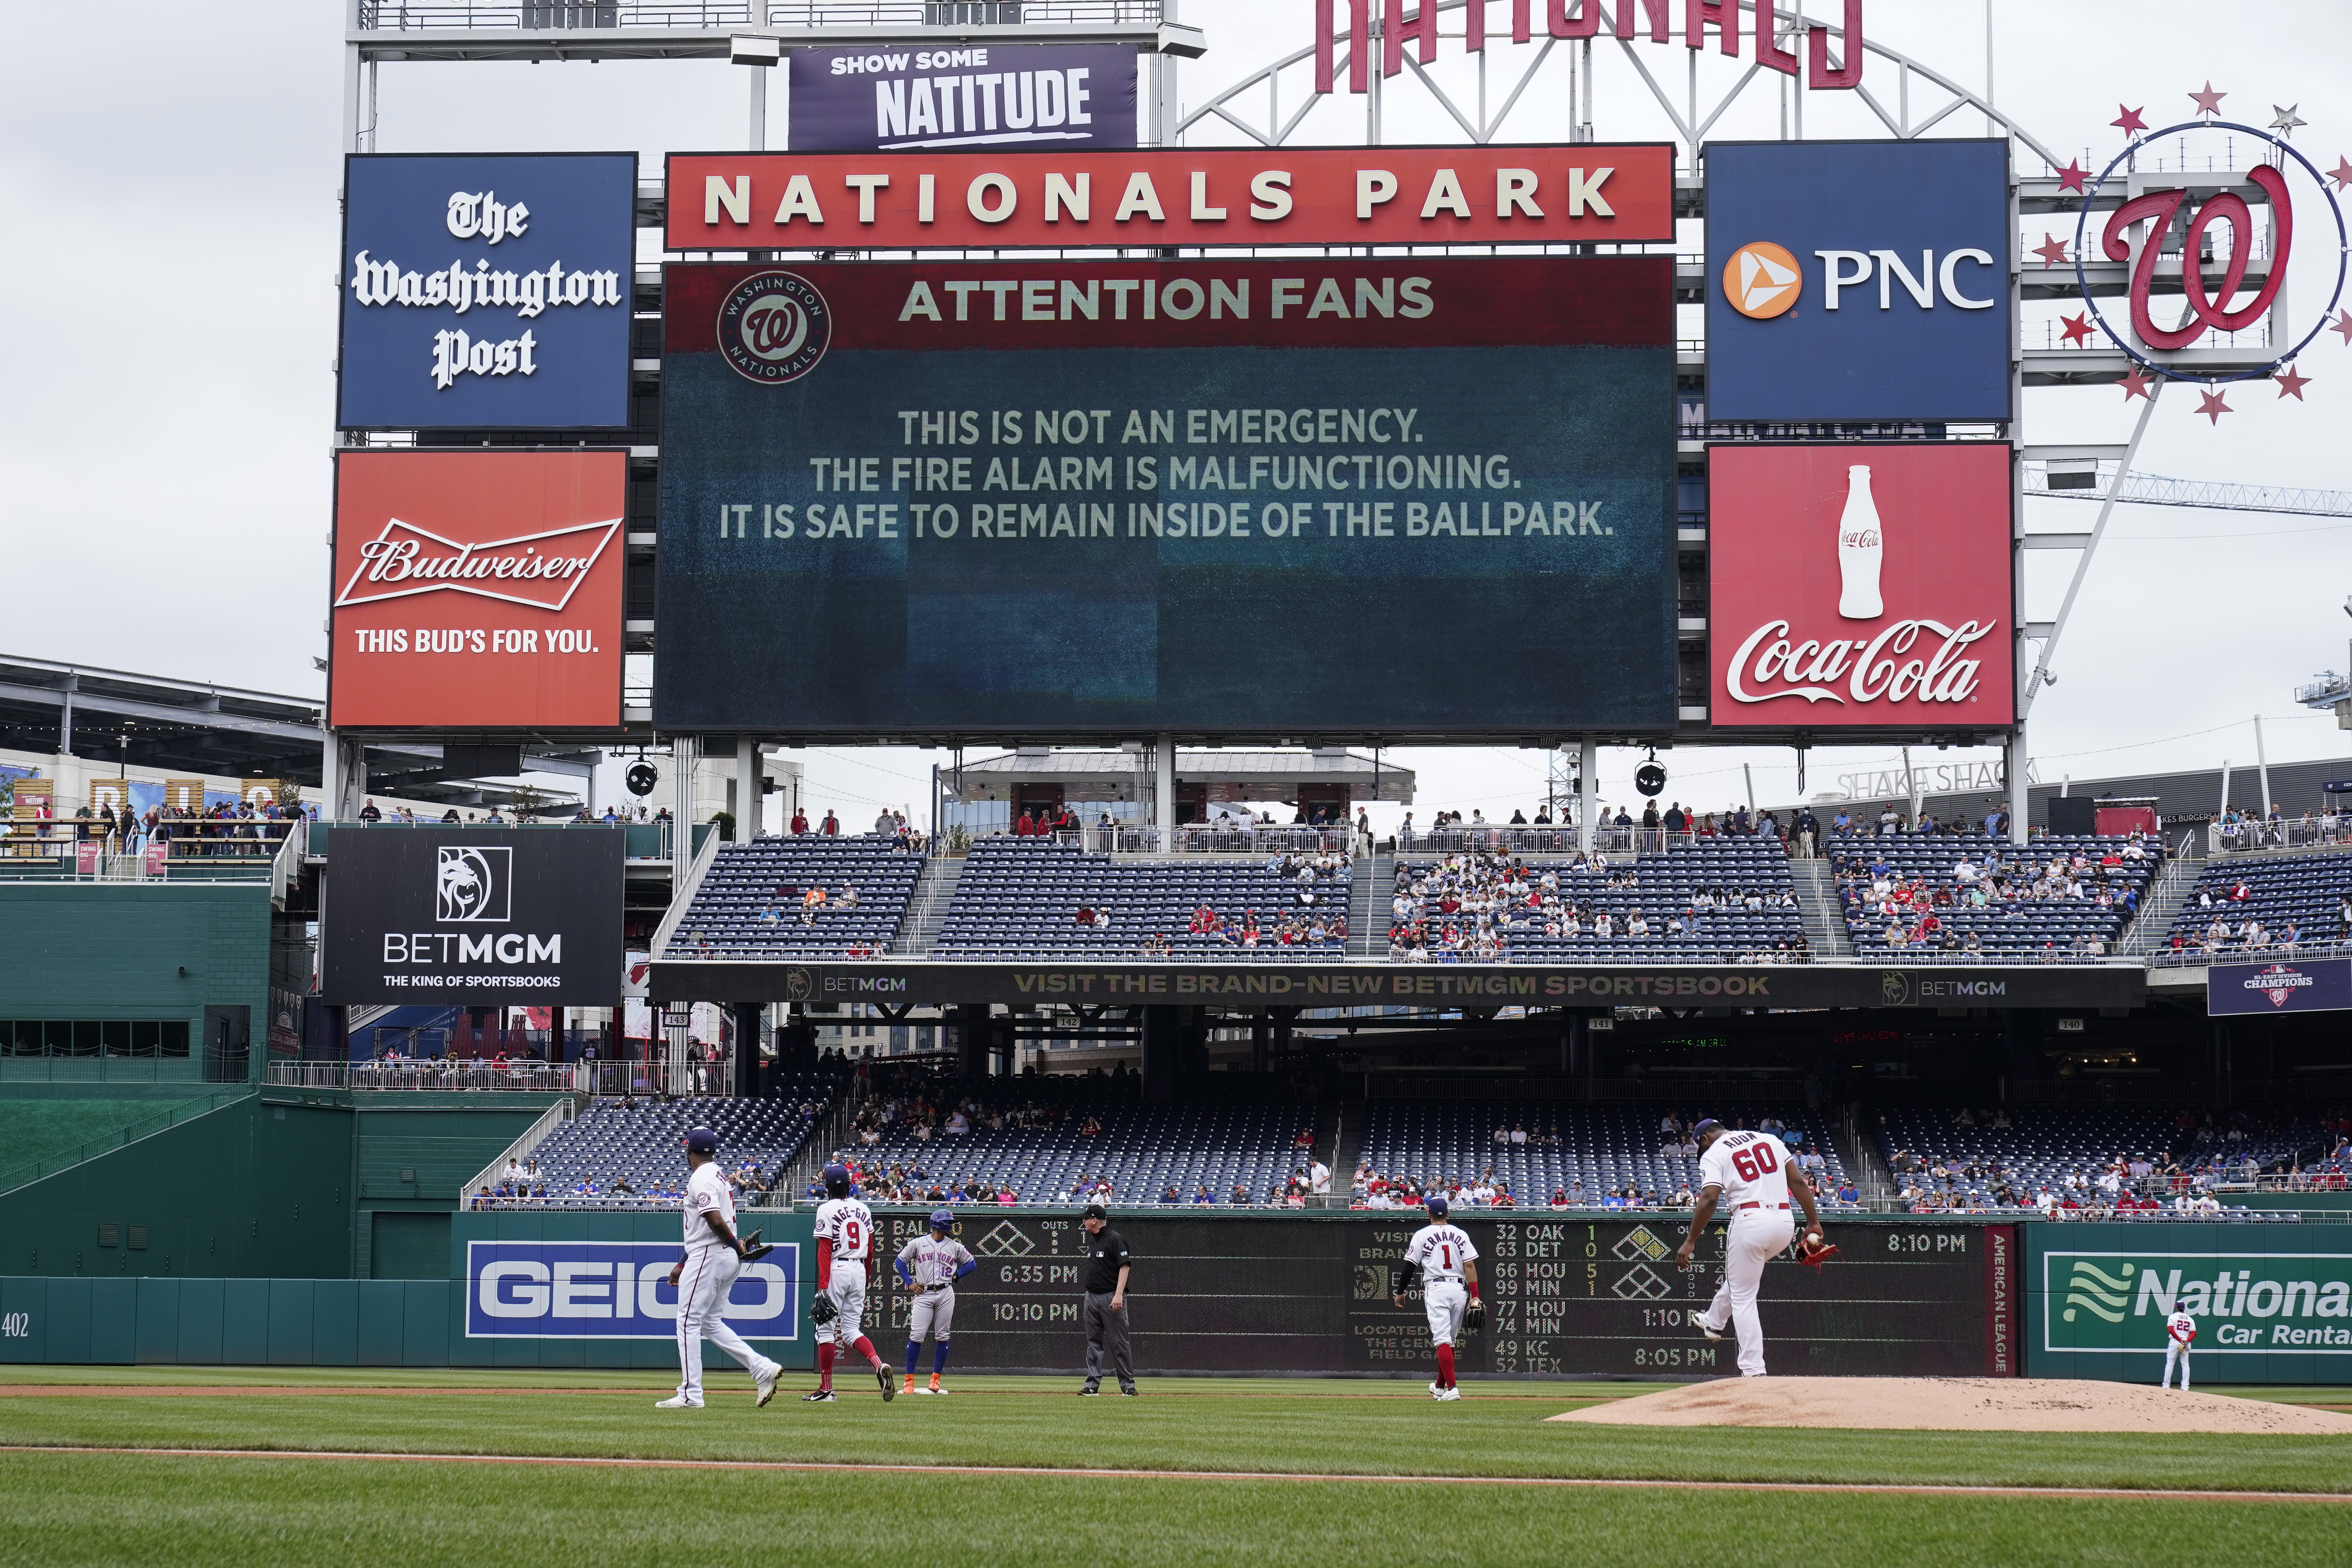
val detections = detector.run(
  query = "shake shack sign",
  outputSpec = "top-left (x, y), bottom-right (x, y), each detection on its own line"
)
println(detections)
top-left (323, 826), bottom-right (622, 1005)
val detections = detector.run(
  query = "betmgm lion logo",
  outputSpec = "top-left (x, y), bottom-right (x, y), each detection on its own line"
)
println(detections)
top-left (435, 846), bottom-right (512, 923)
top-left (1879, 970), bottom-right (1914, 1007)
top-left (782, 966), bottom-right (815, 1003)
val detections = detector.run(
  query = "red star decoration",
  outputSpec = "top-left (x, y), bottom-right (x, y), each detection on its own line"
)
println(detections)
top-left (2060, 312), bottom-right (2095, 347)
top-left (2189, 81), bottom-right (2227, 116)
top-left (2056, 158), bottom-right (2088, 193)
top-left (2196, 387), bottom-right (2232, 424)
top-left (2120, 368), bottom-right (2156, 401)
top-left (2112, 104), bottom-right (2149, 136)
top-left (2274, 364), bottom-right (2312, 400)
top-left (2331, 156), bottom-right (2352, 193)
top-left (2334, 309), bottom-right (2352, 346)
top-left (2032, 234), bottom-right (2071, 267)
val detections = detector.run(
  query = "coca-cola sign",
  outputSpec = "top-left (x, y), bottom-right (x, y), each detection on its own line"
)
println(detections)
top-left (330, 450), bottom-right (626, 730)
top-left (1708, 443), bottom-right (2013, 731)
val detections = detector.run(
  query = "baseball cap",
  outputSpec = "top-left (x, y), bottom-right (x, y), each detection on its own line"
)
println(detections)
top-left (1082, 1203), bottom-right (1107, 1221)
top-left (1425, 1194), bottom-right (1450, 1217)
top-left (683, 1127), bottom-right (719, 1154)
top-left (1692, 1118), bottom-right (1723, 1138)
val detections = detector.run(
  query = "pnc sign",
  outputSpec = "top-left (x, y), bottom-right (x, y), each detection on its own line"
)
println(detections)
top-left (1707, 442), bottom-right (2014, 732)
top-left (1704, 140), bottom-right (2012, 422)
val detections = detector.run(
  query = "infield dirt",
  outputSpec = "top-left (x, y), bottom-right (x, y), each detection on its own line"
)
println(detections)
top-left (1550, 1377), bottom-right (2352, 1434)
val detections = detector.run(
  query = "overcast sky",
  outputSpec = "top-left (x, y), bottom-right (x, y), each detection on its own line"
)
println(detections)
top-left (2, 1), bottom-right (2347, 822)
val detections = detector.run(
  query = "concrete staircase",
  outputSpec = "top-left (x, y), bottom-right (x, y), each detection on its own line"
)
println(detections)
top-left (2119, 850), bottom-right (2203, 955)
top-left (888, 854), bottom-right (967, 957)
top-left (1349, 851), bottom-right (1388, 956)
top-left (1791, 858), bottom-right (1853, 957)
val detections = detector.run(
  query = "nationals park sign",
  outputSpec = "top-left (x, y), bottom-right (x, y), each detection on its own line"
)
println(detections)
top-left (647, 958), bottom-right (2147, 1011)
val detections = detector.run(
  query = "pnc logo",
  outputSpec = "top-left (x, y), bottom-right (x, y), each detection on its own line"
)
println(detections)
top-left (1723, 241), bottom-right (1802, 319)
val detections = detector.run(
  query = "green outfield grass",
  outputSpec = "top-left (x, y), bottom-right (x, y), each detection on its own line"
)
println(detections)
top-left (0, 1371), bottom-right (2347, 1566)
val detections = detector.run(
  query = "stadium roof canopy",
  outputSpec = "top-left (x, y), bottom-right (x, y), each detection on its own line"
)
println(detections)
top-left (946, 748), bottom-right (1416, 805)
top-left (1780, 756), bottom-right (2352, 829)
top-left (0, 653), bottom-right (595, 811)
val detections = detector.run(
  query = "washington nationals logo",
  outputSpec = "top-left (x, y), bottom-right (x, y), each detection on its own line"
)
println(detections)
top-left (2074, 122), bottom-right (2348, 383)
top-left (717, 270), bottom-right (831, 385)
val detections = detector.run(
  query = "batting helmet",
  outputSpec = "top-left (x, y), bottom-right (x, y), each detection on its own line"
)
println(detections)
top-left (1425, 1194), bottom-right (1450, 1218)
top-left (929, 1208), bottom-right (955, 1232)
top-left (822, 1162), bottom-right (853, 1199)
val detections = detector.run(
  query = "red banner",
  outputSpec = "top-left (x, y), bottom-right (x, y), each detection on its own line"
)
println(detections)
top-left (329, 450), bottom-right (626, 729)
top-left (666, 144), bottom-right (1675, 251)
top-left (1708, 443), bottom-right (2013, 731)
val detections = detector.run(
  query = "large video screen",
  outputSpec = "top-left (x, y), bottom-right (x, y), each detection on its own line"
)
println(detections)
top-left (654, 257), bottom-right (1676, 737)
top-left (866, 1213), bottom-right (2008, 1377)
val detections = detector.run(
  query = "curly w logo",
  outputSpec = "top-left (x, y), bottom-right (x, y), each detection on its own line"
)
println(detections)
top-left (2063, 1260), bottom-right (2134, 1324)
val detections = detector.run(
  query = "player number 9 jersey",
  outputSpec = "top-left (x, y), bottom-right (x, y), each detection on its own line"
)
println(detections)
top-left (815, 1196), bottom-right (875, 1262)
top-left (1404, 1222), bottom-right (1477, 1285)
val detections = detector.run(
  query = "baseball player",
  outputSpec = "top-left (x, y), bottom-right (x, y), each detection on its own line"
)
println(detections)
top-left (654, 1126), bottom-right (782, 1410)
top-left (1673, 1118), bottom-right (1824, 1377)
top-left (2161, 1307), bottom-right (2197, 1391)
top-left (895, 1208), bottom-right (977, 1394)
top-left (1390, 1194), bottom-right (1481, 1400)
top-left (806, 1162), bottom-right (894, 1402)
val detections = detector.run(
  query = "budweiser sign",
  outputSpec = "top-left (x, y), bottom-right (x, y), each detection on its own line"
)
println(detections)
top-left (1708, 443), bottom-right (2014, 730)
top-left (329, 450), bottom-right (625, 730)
top-left (334, 515), bottom-right (620, 612)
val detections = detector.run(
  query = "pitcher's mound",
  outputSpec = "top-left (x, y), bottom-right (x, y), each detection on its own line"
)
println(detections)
top-left (1549, 1377), bottom-right (2352, 1434)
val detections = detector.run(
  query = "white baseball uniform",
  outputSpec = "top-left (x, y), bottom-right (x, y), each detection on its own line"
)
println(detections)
top-left (673, 1162), bottom-right (777, 1404)
top-left (1695, 1129), bottom-right (1799, 1377)
top-left (1403, 1221), bottom-right (1479, 1348)
top-left (898, 1234), bottom-right (975, 1344)
top-left (2162, 1310), bottom-right (2196, 1390)
top-left (813, 1194), bottom-right (876, 1345)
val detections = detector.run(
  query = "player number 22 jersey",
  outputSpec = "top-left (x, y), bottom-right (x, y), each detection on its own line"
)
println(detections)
top-left (2167, 1310), bottom-right (2197, 1345)
top-left (1698, 1130), bottom-right (1793, 1210)
top-left (1405, 1222), bottom-right (1477, 1285)
top-left (815, 1196), bottom-right (875, 1263)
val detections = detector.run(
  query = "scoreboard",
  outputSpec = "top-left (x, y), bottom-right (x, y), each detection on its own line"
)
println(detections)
top-left (868, 1212), bottom-right (2013, 1378)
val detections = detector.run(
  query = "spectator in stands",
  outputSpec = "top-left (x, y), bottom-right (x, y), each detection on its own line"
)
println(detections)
top-left (820, 810), bottom-right (840, 835)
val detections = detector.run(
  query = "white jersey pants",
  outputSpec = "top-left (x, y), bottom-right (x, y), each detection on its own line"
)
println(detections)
top-left (1700, 1209), bottom-right (1795, 1377)
top-left (909, 1285), bottom-right (956, 1343)
top-left (675, 1247), bottom-right (776, 1403)
top-left (2162, 1341), bottom-right (2191, 1390)
top-left (818, 1268), bottom-right (869, 1345)
top-left (1423, 1278), bottom-right (1468, 1348)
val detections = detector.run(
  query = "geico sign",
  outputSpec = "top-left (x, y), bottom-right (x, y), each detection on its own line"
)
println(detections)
top-left (465, 1241), bottom-right (799, 1339)
top-left (1724, 619), bottom-right (1994, 708)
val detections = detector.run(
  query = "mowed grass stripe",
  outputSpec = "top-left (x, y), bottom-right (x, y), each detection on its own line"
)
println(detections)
top-left (0, 1380), bottom-right (2347, 1494)
top-left (0, 1450), bottom-right (2345, 1568)
top-left (9, 1443), bottom-right (2351, 1505)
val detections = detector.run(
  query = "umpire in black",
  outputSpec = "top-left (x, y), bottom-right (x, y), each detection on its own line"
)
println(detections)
top-left (1077, 1204), bottom-right (1136, 1396)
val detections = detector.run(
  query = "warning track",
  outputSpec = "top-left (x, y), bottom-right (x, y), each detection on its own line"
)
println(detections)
top-left (4, 1446), bottom-right (2347, 1505)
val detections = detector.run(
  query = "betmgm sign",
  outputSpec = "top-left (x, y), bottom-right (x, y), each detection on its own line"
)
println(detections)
top-left (321, 826), bottom-right (623, 1006)
top-left (466, 1241), bottom-right (800, 1341)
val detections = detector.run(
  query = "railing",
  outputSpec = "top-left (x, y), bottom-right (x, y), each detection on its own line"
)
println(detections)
top-left (303, 818), bottom-right (671, 859)
top-left (2208, 816), bottom-right (2352, 855)
top-left (0, 1089), bottom-right (250, 1198)
top-left (2149, 936), bottom-right (2352, 970)
top-left (356, 0), bottom-right (1158, 27)
top-left (359, 2), bottom-right (751, 27)
top-left (459, 1096), bottom-right (577, 1206)
top-left (265, 1058), bottom-right (584, 1092)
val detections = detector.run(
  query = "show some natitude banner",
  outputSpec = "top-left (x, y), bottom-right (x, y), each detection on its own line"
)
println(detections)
top-left (330, 450), bottom-right (625, 729)
top-left (666, 145), bottom-right (1674, 251)
top-left (1707, 442), bottom-right (2014, 733)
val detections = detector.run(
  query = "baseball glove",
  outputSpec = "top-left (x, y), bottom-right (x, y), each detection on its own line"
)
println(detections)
top-left (1794, 1236), bottom-right (1840, 1270)
top-left (738, 1229), bottom-right (775, 1263)
top-left (1464, 1297), bottom-right (1486, 1333)
top-left (809, 1294), bottom-right (838, 1325)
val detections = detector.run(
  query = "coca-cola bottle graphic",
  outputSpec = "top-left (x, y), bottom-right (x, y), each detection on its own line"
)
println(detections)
top-left (1836, 464), bottom-right (1884, 619)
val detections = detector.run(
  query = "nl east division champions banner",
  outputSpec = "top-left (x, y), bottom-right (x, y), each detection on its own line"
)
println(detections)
top-left (1707, 442), bottom-right (2014, 732)
top-left (338, 152), bottom-right (637, 429)
top-left (330, 449), bottom-right (625, 729)
top-left (2209, 958), bottom-right (2352, 1016)
top-left (320, 826), bottom-right (623, 1006)
top-left (653, 257), bottom-right (1677, 735)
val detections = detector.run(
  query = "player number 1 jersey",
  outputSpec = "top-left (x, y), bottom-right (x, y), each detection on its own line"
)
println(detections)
top-left (1404, 1222), bottom-right (1477, 1285)
top-left (1698, 1130), bottom-right (1793, 1209)
top-left (815, 1196), bottom-right (875, 1263)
